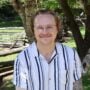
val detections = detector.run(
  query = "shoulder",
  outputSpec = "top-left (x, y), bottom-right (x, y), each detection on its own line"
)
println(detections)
top-left (56, 42), bottom-right (74, 53)
top-left (16, 42), bottom-right (36, 62)
top-left (18, 42), bottom-right (35, 57)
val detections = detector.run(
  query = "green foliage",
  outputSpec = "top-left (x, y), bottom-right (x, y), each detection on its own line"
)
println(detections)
top-left (39, 0), bottom-right (82, 10)
top-left (0, 0), bottom-right (9, 7)
top-left (0, 0), bottom-right (18, 21)
top-left (68, 0), bottom-right (81, 8)
top-left (0, 16), bottom-right (23, 27)
top-left (39, 0), bottom-right (60, 10)
top-left (88, 0), bottom-right (90, 4)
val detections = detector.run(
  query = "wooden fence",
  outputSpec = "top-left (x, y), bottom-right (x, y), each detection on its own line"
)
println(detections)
top-left (0, 61), bottom-right (14, 85)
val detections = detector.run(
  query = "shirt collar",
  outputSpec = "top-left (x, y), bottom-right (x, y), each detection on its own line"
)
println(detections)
top-left (29, 42), bottom-right (62, 58)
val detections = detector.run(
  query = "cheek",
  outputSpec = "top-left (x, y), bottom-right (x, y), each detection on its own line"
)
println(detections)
top-left (53, 30), bottom-right (58, 36)
top-left (33, 30), bottom-right (37, 37)
top-left (34, 30), bottom-right (37, 35)
top-left (34, 31), bottom-right (40, 38)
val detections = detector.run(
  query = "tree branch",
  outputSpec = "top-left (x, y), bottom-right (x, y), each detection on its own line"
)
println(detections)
top-left (11, 0), bottom-right (26, 28)
top-left (58, 0), bottom-right (85, 59)
top-left (11, 0), bottom-right (22, 11)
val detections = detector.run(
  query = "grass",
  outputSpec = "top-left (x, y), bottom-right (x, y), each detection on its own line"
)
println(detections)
top-left (0, 53), bottom-right (18, 62)
top-left (63, 27), bottom-right (85, 48)
top-left (63, 37), bottom-right (76, 48)
top-left (0, 75), bottom-right (15, 90)
top-left (83, 72), bottom-right (90, 90)
top-left (0, 29), bottom-right (24, 33)
top-left (0, 28), bottom-right (24, 62)
top-left (0, 28), bottom-right (24, 43)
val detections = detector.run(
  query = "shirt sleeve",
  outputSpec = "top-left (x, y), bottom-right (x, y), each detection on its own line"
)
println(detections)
top-left (73, 49), bottom-right (83, 82)
top-left (13, 56), bottom-right (27, 89)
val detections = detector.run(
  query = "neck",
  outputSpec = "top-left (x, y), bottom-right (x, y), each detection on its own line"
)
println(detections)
top-left (36, 42), bottom-right (56, 60)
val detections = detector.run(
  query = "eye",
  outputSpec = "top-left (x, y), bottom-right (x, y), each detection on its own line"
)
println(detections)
top-left (37, 26), bottom-right (43, 30)
top-left (47, 26), bottom-right (53, 30)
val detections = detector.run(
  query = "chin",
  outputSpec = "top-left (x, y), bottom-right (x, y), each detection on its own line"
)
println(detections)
top-left (41, 41), bottom-right (53, 45)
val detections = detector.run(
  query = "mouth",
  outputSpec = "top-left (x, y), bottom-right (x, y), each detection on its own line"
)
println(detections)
top-left (39, 34), bottom-right (52, 38)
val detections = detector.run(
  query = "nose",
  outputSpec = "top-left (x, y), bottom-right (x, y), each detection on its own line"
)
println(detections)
top-left (42, 27), bottom-right (48, 33)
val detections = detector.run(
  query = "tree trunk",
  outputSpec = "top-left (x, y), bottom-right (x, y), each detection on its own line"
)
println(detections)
top-left (83, 4), bottom-right (90, 56)
top-left (11, 0), bottom-right (38, 43)
top-left (57, 0), bottom-right (84, 90)
top-left (57, 0), bottom-right (85, 59)
top-left (83, 48), bottom-right (90, 73)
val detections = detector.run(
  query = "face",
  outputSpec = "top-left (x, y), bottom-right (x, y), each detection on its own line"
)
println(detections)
top-left (34, 14), bottom-right (58, 45)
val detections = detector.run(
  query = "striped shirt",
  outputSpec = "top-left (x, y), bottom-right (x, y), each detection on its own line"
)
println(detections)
top-left (13, 42), bottom-right (82, 90)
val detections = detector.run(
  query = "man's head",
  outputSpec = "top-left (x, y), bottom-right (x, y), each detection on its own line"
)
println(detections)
top-left (31, 9), bottom-right (62, 45)
top-left (31, 9), bottom-right (61, 33)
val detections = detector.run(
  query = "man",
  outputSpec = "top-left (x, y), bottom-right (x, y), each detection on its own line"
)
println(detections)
top-left (13, 9), bottom-right (82, 90)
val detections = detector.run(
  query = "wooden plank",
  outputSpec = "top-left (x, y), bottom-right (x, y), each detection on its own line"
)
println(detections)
top-left (0, 46), bottom-right (27, 56)
top-left (0, 70), bottom-right (13, 77)
top-left (0, 70), bottom-right (13, 85)
top-left (0, 66), bottom-right (13, 73)
top-left (0, 61), bottom-right (14, 67)
top-left (0, 61), bottom-right (14, 84)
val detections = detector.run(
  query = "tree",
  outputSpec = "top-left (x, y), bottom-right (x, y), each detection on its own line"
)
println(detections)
top-left (0, 0), bottom-right (17, 20)
top-left (57, 0), bottom-right (90, 60)
top-left (11, 0), bottom-right (39, 42)
top-left (57, 0), bottom-right (90, 90)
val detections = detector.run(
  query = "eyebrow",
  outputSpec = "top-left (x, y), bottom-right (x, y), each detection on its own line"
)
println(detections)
top-left (34, 24), bottom-right (56, 27)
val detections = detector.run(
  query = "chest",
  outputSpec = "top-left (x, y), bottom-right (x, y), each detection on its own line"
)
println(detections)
top-left (25, 51), bottom-right (74, 90)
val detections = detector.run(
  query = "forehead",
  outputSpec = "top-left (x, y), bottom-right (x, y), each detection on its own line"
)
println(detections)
top-left (34, 14), bottom-right (56, 26)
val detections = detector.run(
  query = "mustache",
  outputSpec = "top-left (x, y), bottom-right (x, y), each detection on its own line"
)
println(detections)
top-left (39, 34), bottom-right (52, 38)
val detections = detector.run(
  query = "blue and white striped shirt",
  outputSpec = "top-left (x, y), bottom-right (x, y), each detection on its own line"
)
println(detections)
top-left (13, 42), bottom-right (82, 90)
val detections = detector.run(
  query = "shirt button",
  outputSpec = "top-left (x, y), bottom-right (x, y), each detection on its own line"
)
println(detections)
top-left (49, 78), bottom-right (51, 80)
